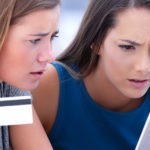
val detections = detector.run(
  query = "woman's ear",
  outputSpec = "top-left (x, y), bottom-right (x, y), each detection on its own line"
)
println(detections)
top-left (90, 43), bottom-right (102, 56)
top-left (98, 44), bottom-right (104, 56)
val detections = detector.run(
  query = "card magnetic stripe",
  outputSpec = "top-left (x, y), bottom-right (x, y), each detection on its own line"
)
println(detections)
top-left (0, 99), bottom-right (31, 106)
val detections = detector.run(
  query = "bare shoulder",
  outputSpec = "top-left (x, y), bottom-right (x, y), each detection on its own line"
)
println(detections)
top-left (31, 63), bottom-right (59, 134)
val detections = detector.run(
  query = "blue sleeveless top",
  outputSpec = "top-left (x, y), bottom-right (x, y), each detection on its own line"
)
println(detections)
top-left (48, 62), bottom-right (150, 150)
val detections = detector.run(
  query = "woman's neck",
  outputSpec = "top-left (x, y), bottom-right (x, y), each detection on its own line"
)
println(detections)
top-left (83, 71), bottom-right (144, 112)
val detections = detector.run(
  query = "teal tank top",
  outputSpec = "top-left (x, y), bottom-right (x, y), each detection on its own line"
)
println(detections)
top-left (48, 62), bottom-right (150, 150)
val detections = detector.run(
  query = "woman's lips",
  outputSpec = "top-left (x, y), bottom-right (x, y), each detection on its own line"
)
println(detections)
top-left (128, 79), bottom-right (149, 88)
top-left (30, 71), bottom-right (45, 80)
top-left (31, 71), bottom-right (43, 75)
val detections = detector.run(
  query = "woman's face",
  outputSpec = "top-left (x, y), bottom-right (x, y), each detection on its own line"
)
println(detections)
top-left (0, 6), bottom-right (59, 90)
top-left (98, 8), bottom-right (150, 99)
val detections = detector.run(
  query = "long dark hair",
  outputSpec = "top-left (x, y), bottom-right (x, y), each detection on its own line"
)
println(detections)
top-left (57, 0), bottom-right (150, 78)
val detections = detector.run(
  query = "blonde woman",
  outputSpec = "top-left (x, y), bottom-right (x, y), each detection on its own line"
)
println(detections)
top-left (0, 0), bottom-right (60, 149)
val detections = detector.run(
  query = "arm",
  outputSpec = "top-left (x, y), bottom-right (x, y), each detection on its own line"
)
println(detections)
top-left (9, 106), bottom-right (53, 150)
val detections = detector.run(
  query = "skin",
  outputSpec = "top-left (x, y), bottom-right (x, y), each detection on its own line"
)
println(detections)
top-left (0, 7), bottom-right (59, 90)
top-left (84, 8), bottom-right (150, 111)
top-left (10, 107), bottom-right (54, 150)
top-left (0, 6), bottom-right (60, 150)
top-left (32, 8), bottom-right (150, 135)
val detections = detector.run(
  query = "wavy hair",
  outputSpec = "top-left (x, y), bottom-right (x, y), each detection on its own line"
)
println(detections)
top-left (57, 0), bottom-right (150, 78)
top-left (0, 0), bottom-right (60, 51)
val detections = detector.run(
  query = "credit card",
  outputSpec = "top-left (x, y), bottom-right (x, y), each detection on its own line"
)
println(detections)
top-left (0, 96), bottom-right (33, 125)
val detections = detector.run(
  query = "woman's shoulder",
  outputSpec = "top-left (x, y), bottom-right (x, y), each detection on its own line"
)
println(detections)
top-left (51, 61), bottom-right (80, 80)
top-left (32, 63), bottom-right (59, 133)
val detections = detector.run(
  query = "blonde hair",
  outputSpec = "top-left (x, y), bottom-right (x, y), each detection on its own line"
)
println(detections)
top-left (0, 0), bottom-right (16, 49)
top-left (0, 0), bottom-right (60, 51)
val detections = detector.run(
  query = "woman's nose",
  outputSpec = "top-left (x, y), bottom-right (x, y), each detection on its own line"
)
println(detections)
top-left (37, 42), bottom-right (55, 63)
top-left (135, 52), bottom-right (150, 74)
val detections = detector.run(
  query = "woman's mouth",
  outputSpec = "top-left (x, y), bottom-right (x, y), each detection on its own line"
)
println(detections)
top-left (31, 71), bottom-right (43, 75)
top-left (30, 71), bottom-right (44, 80)
top-left (128, 79), bottom-right (149, 89)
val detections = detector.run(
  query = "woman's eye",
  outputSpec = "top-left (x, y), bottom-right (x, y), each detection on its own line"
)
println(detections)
top-left (29, 39), bottom-right (41, 44)
top-left (118, 44), bottom-right (135, 51)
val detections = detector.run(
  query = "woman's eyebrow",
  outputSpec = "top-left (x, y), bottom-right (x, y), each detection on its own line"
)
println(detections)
top-left (120, 39), bottom-right (142, 46)
top-left (29, 32), bottom-right (50, 37)
top-left (29, 30), bottom-right (59, 37)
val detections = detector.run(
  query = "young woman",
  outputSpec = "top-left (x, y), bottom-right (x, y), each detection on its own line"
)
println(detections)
top-left (32, 0), bottom-right (150, 149)
top-left (0, 0), bottom-right (60, 149)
